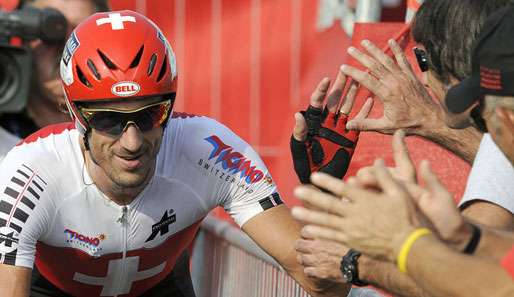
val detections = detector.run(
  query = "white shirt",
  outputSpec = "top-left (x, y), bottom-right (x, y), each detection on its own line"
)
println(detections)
top-left (0, 114), bottom-right (281, 297)
top-left (459, 133), bottom-right (514, 214)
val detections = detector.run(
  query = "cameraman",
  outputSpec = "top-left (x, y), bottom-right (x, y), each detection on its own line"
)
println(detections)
top-left (0, 0), bottom-right (109, 138)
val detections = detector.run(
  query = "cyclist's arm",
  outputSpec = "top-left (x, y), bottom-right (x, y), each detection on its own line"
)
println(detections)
top-left (242, 204), bottom-right (351, 297)
top-left (0, 264), bottom-right (31, 297)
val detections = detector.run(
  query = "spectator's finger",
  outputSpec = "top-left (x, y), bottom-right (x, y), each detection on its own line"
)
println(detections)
top-left (419, 160), bottom-right (448, 196)
top-left (361, 39), bottom-right (400, 75)
top-left (326, 68), bottom-right (347, 113)
top-left (294, 186), bottom-right (348, 215)
top-left (341, 65), bottom-right (387, 102)
top-left (293, 112), bottom-right (308, 141)
top-left (372, 159), bottom-right (406, 197)
top-left (297, 253), bottom-right (324, 267)
top-left (310, 77), bottom-right (331, 109)
top-left (291, 207), bottom-right (345, 229)
top-left (311, 172), bottom-right (376, 202)
top-left (303, 225), bottom-right (347, 244)
top-left (353, 97), bottom-right (373, 120)
top-left (300, 227), bottom-right (316, 240)
top-left (389, 39), bottom-right (417, 81)
top-left (339, 83), bottom-right (359, 115)
top-left (346, 117), bottom-right (392, 133)
top-left (348, 46), bottom-right (391, 79)
top-left (392, 130), bottom-right (416, 182)
top-left (295, 238), bottom-right (316, 253)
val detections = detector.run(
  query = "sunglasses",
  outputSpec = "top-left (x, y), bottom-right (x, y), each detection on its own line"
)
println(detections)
top-left (413, 47), bottom-right (429, 72)
top-left (79, 99), bottom-right (173, 136)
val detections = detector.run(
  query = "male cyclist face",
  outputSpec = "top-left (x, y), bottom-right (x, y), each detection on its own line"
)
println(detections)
top-left (82, 96), bottom-right (170, 194)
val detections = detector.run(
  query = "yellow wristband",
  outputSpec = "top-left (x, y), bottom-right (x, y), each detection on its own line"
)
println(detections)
top-left (396, 228), bottom-right (432, 274)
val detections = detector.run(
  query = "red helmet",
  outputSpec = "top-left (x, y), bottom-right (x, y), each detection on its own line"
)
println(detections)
top-left (60, 10), bottom-right (177, 131)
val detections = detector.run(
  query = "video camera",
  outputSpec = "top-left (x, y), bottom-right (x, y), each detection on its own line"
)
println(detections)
top-left (0, 0), bottom-right (66, 112)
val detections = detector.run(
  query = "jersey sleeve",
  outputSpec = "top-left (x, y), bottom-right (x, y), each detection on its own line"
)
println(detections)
top-left (169, 116), bottom-right (283, 227)
top-left (0, 145), bottom-right (57, 268)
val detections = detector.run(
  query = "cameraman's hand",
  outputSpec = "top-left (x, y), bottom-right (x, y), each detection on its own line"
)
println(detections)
top-left (290, 68), bottom-right (372, 183)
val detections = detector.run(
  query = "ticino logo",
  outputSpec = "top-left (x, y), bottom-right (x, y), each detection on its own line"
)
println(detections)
top-left (64, 229), bottom-right (105, 247)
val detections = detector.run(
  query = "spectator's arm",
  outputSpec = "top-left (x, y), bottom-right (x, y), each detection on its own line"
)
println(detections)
top-left (418, 123), bottom-right (482, 164)
top-left (462, 201), bottom-right (514, 230)
top-left (407, 235), bottom-right (514, 297)
top-left (358, 256), bottom-right (436, 297)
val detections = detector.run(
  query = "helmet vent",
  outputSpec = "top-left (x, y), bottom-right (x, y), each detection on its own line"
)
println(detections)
top-left (97, 50), bottom-right (118, 70)
top-left (156, 55), bottom-right (168, 82)
top-left (76, 65), bottom-right (92, 88)
top-left (130, 45), bottom-right (144, 68)
top-left (87, 59), bottom-right (101, 80)
top-left (147, 53), bottom-right (157, 76)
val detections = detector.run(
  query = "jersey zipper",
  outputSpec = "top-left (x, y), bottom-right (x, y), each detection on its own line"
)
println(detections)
top-left (114, 205), bottom-right (129, 297)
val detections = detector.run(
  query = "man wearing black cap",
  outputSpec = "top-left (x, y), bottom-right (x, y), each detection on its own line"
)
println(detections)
top-left (378, 4), bottom-right (514, 295)
top-left (445, 5), bottom-right (514, 167)
top-left (373, 6), bottom-right (514, 295)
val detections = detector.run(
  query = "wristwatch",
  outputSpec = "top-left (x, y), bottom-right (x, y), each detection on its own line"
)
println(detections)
top-left (340, 249), bottom-right (369, 287)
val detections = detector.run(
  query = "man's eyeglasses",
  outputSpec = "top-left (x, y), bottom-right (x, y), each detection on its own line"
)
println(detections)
top-left (78, 99), bottom-right (173, 136)
top-left (413, 47), bottom-right (429, 72)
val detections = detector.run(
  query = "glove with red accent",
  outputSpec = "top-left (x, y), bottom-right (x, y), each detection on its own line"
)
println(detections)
top-left (290, 71), bottom-right (372, 184)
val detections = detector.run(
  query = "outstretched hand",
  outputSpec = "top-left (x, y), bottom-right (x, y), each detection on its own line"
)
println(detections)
top-left (342, 39), bottom-right (443, 136)
top-left (290, 67), bottom-right (372, 184)
top-left (290, 130), bottom-right (472, 261)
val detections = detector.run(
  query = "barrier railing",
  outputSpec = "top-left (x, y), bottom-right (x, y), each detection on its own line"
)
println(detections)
top-left (317, 0), bottom-right (383, 36)
top-left (191, 215), bottom-right (383, 297)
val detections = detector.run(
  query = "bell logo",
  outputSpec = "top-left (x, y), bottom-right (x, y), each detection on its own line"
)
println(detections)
top-left (111, 81), bottom-right (141, 97)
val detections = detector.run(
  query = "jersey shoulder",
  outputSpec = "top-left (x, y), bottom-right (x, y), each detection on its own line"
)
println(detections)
top-left (165, 113), bottom-right (251, 161)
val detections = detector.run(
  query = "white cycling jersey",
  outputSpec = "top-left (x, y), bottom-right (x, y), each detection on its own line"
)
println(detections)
top-left (0, 113), bottom-right (281, 297)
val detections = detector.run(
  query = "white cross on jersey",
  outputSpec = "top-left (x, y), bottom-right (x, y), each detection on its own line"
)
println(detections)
top-left (73, 256), bottom-right (166, 296)
top-left (96, 13), bottom-right (136, 30)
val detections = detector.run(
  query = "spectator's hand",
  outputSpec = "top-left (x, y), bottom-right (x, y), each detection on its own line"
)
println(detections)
top-left (353, 132), bottom-right (471, 251)
top-left (415, 161), bottom-right (472, 251)
top-left (353, 130), bottom-right (417, 191)
top-left (342, 39), bottom-right (443, 136)
top-left (295, 227), bottom-right (348, 283)
top-left (290, 68), bottom-right (372, 183)
top-left (291, 160), bottom-right (424, 262)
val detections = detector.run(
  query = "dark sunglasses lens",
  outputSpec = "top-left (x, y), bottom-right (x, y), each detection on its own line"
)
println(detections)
top-left (133, 103), bottom-right (171, 132)
top-left (414, 48), bottom-right (428, 72)
top-left (88, 112), bottom-right (126, 135)
top-left (86, 101), bottom-right (171, 135)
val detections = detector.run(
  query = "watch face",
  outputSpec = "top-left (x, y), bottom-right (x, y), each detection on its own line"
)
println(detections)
top-left (343, 266), bottom-right (353, 283)
top-left (343, 272), bottom-right (352, 283)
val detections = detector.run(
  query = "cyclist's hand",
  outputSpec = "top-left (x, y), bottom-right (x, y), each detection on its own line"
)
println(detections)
top-left (290, 68), bottom-right (372, 184)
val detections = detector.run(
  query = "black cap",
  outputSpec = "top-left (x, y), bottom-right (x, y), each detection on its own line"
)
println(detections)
top-left (445, 5), bottom-right (514, 113)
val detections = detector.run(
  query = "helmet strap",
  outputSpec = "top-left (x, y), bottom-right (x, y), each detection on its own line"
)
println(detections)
top-left (83, 128), bottom-right (91, 151)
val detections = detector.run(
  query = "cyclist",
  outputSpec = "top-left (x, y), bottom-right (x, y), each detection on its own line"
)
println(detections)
top-left (0, 10), bottom-right (349, 297)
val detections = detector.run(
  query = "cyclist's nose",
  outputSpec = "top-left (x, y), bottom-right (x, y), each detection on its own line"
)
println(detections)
top-left (118, 123), bottom-right (144, 153)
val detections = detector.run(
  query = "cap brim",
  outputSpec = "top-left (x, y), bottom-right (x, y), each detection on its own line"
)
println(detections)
top-left (445, 76), bottom-right (480, 114)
